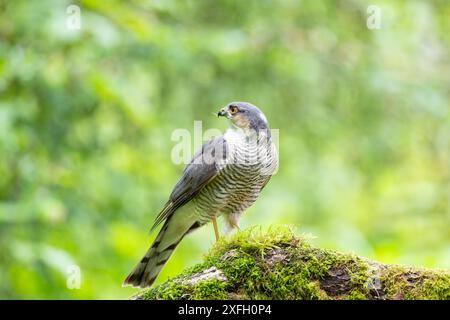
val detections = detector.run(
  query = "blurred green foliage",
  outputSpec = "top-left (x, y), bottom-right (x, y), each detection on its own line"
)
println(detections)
top-left (0, 0), bottom-right (449, 299)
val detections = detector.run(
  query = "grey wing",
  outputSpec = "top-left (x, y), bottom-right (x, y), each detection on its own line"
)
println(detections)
top-left (150, 136), bottom-right (228, 232)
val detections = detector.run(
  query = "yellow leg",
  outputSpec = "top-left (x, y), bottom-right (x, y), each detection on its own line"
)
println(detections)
top-left (212, 217), bottom-right (220, 241)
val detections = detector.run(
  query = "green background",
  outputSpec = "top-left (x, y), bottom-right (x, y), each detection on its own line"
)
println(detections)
top-left (0, 0), bottom-right (449, 299)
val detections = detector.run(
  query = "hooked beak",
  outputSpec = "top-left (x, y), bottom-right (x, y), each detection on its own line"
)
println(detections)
top-left (217, 108), bottom-right (227, 117)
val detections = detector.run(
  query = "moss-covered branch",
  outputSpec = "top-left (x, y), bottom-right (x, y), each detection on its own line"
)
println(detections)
top-left (134, 226), bottom-right (450, 300)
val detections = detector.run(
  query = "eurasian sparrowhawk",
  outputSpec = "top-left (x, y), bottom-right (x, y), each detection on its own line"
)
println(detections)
top-left (124, 102), bottom-right (278, 288)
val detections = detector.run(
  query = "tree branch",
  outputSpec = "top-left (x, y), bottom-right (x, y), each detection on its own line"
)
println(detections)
top-left (133, 226), bottom-right (450, 300)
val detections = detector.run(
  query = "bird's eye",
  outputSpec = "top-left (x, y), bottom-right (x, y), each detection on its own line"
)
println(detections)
top-left (230, 106), bottom-right (238, 114)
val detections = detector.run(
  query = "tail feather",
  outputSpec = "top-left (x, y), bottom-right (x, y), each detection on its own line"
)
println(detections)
top-left (123, 209), bottom-right (200, 288)
top-left (123, 241), bottom-right (181, 288)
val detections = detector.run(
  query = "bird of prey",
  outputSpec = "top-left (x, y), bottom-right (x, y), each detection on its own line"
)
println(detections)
top-left (123, 102), bottom-right (278, 288)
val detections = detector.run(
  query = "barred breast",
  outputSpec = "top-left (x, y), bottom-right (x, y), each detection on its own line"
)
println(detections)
top-left (193, 128), bottom-right (278, 225)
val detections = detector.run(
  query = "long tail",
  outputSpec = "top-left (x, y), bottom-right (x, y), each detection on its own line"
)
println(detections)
top-left (123, 213), bottom-right (200, 288)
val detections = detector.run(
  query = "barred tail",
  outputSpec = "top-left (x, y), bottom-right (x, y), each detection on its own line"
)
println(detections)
top-left (123, 209), bottom-right (200, 288)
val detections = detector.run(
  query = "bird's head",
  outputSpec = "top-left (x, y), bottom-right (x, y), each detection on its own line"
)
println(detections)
top-left (218, 102), bottom-right (269, 131)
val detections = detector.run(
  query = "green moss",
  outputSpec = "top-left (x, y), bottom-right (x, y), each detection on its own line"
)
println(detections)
top-left (141, 281), bottom-right (190, 300)
top-left (136, 225), bottom-right (450, 300)
top-left (206, 226), bottom-right (332, 299)
top-left (191, 279), bottom-right (229, 300)
top-left (346, 260), bottom-right (371, 299)
top-left (347, 289), bottom-right (368, 300)
top-left (206, 225), bottom-right (302, 259)
top-left (380, 266), bottom-right (450, 300)
top-left (419, 274), bottom-right (450, 300)
top-left (139, 262), bottom-right (213, 300)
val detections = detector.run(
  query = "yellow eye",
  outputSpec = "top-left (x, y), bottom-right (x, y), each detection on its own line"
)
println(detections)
top-left (230, 106), bottom-right (238, 114)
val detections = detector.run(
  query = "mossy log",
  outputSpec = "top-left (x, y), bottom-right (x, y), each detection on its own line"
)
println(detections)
top-left (134, 226), bottom-right (450, 300)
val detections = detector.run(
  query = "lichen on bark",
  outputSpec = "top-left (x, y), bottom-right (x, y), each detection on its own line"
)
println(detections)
top-left (133, 226), bottom-right (450, 300)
